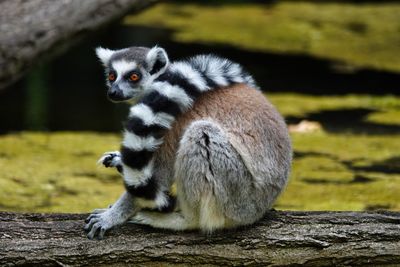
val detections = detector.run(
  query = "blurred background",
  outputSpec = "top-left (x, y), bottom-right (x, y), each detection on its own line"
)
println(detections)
top-left (0, 0), bottom-right (399, 213)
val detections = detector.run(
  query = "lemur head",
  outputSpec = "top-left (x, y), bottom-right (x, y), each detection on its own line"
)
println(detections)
top-left (96, 46), bottom-right (169, 102)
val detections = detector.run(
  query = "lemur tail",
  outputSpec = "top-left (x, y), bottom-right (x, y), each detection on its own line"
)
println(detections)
top-left (188, 55), bottom-right (259, 90)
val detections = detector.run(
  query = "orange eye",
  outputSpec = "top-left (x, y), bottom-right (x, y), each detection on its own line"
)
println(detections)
top-left (108, 72), bottom-right (116, 82)
top-left (129, 73), bottom-right (140, 82)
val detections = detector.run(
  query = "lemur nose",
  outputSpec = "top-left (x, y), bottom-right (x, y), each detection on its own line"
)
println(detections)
top-left (108, 89), bottom-right (126, 102)
top-left (108, 91), bottom-right (118, 98)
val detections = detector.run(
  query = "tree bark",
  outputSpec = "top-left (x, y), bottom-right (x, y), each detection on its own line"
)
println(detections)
top-left (0, 0), bottom-right (157, 90)
top-left (0, 211), bottom-right (399, 266)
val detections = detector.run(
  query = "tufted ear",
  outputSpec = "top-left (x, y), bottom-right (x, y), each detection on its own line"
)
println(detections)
top-left (145, 46), bottom-right (169, 77)
top-left (95, 47), bottom-right (115, 66)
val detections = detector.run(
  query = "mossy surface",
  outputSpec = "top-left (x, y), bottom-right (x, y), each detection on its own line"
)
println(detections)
top-left (267, 93), bottom-right (400, 211)
top-left (0, 132), bottom-right (124, 212)
top-left (124, 1), bottom-right (400, 72)
top-left (1, 93), bottom-right (399, 212)
top-left (277, 132), bottom-right (400, 211)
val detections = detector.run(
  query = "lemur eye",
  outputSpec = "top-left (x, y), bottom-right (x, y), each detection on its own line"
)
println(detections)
top-left (129, 73), bottom-right (140, 82)
top-left (108, 72), bottom-right (116, 82)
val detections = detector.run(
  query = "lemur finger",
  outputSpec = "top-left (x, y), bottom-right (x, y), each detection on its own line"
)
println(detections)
top-left (84, 217), bottom-right (91, 224)
top-left (84, 217), bottom-right (99, 231)
top-left (87, 222), bottom-right (101, 240)
top-left (85, 213), bottom-right (99, 223)
top-left (85, 214), bottom-right (100, 227)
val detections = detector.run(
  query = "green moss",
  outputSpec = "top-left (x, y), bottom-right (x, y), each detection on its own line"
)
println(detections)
top-left (125, 2), bottom-right (400, 72)
top-left (267, 93), bottom-right (400, 118)
top-left (267, 92), bottom-right (400, 211)
top-left (367, 110), bottom-right (400, 126)
top-left (0, 132), bottom-right (123, 212)
top-left (276, 132), bottom-right (400, 211)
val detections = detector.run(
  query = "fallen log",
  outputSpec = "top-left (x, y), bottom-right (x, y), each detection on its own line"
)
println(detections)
top-left (0, 0), bottom-right (157, 90)
top-left (0, 211), bottom-right (399, 266)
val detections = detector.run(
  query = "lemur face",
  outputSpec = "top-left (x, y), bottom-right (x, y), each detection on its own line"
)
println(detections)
top-left (96, 46), bottom-right (169, 102)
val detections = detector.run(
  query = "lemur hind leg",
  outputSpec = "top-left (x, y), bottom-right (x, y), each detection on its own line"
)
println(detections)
top-left (130, 119), bottom-right (259, 232)
top-left (129, 182), bottom-right (199, 230)
top-left (176, 119), bottom-right (258, 232)
top-left (129, 209), bottom-right (197, 231)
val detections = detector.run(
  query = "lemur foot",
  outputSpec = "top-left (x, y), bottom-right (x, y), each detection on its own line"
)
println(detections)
top-left (84, 208), bottom-right (122, 240)
top-left (129, 211), bottom-right (193, 231)
top-left (97, 151), bottom-right (123, 172)
top-left (129, 211), bottom-right (155, 226)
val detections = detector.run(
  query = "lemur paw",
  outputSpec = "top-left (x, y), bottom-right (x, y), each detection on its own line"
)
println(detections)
top-left (84, 209), bottom-right (120, 240)
top-left (97, 151), bottom-right (122, 172)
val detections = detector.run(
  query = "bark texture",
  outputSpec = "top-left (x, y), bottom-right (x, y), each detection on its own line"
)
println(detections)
top-left (0, 211), bottom-right (399, 266)
top-left (0, 0), bottom-right (157, 90)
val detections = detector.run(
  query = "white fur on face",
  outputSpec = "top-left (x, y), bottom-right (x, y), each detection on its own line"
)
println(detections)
top-left (112, 60), bottom-right (138, 80)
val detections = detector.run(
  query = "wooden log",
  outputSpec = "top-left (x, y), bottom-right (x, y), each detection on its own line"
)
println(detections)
top-left (0, 211), bottom-right (399, 266)
top-left (0, 0), bottom-right (157, 90)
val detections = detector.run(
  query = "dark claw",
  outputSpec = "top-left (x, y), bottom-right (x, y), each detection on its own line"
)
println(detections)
top-left (85, 215), bottom-right (93, 223)
top-left (85, 213), bottom-right (99, 223)
top-left (84, 217), bottom-right (99, 232)
top-left (87, 222), bottom-right (100, 239)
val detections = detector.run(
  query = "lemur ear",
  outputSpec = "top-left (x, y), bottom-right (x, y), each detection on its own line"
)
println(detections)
top-left (95, 47), bottom-right (115, 66)
top-left (146, 46), bottom-right (169, 76)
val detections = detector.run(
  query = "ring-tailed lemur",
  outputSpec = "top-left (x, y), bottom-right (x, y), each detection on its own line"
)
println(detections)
top-left (84, 45), bottom-right (292, 240)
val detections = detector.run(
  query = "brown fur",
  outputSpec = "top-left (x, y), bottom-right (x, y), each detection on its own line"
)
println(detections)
top-left (162, 83), bottom-right (280, 150)
top-left (154, 83), bottom-right (291, 191)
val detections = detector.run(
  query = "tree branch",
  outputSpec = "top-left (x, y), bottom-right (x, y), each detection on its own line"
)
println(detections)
top-left (0, 211), bottom-right (399, 266)
top-left (0, 0), bottom-right (158, 90)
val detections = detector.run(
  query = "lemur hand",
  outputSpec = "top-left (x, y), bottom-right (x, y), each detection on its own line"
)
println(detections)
top-left (97, 151), bottom-right (123, 173)
top-left (85, 192), bottom-right (135, 240)
top-left (84, 208), bottom-right (122, 240)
